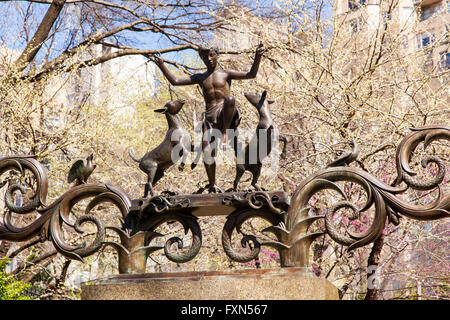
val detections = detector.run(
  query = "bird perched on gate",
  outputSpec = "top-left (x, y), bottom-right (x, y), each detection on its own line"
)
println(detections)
top-left (68, 153), bottom-right (96, 186)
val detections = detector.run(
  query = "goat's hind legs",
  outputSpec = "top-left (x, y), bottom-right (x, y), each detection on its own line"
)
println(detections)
top-left (143, 164), bottom-right (159, 198)
top-left (250, 165), bottom-right (263, 191)
top-left (232, 164), bottom-right (246, 191)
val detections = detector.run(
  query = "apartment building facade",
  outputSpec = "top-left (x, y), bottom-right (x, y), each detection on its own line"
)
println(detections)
top-left (68, 44), bottom-right (157, 110)
top-left (334, 0), bottom-right (449, 72)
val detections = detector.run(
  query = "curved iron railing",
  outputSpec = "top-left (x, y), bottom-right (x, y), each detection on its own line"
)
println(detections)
top-left (0, 125), bottom-right (448, 274)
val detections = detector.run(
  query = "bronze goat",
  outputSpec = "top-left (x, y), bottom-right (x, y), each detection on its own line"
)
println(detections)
top-left (129, 99), bottom-right (191, 197)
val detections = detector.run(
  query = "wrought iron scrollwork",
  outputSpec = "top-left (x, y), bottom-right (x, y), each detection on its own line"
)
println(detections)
top-left (222, 190), bottom-right (282, 214)
top-left (139, 194), bottom-right (190, 214)
top-left (2, 156), bottom-right (48, 214)
top-left (0, 155), bottom-right (131, 262)
top-left (221, 208), bottom-right (284, 263)
top-left (287, 168), bottom-right (393, 252)
top-left (0, 125), bottom-right (447, 274)
top-left (220, 191), bottom-right (290, 263)
top-left (393, 125), bottom-right (448, 191)
top-left (278, 125), bottom-right (449, 267)
top-left (0, 156), bottom-right (48, 240)
top-left (137, 211), bottom-right (202, 263)
top-left (48, 184), bottom-right (131, 262)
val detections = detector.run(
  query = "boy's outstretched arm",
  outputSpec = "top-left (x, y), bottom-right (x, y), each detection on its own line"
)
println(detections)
top-left (154, 55), bottom-right (197, 86)
top-left (227, 43), bottom-right (266, 80)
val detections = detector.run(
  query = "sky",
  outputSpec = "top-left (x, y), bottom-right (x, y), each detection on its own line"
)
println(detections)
top-left (0, 0), bottom-right (334, 77)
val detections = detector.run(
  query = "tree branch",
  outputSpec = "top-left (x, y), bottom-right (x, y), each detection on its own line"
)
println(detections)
top-left (364, 233), bottom-right (385, 300)
top-left (13, 0), bottom-right (67, 73)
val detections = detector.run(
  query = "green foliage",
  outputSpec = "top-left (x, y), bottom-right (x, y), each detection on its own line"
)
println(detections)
top-left (0, 258), bottom-right (33, 300)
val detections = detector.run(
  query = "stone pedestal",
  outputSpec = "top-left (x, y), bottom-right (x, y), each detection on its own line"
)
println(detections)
top-left (81, 267), bottom-right (339, 300)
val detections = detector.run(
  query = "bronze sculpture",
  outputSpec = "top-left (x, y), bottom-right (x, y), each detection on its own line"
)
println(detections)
top-left (0, 31), bottom-right (448, 283)
top-left (154, 43), bottom-right (265, 193)
top-left (326, 139), bottom-right (359, 168)
top-left (0, 126), bottom-right (448, 274)
top-left (129, 99), bottom-right (191, 197)
top-left (67, 153), bottom-right (96, 186)
top-left (231, 90), bottom-right (287, 191)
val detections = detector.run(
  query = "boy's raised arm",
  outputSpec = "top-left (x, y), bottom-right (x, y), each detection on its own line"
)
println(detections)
top-left (227, 43), bottom-right (265, 80)
top-left (154, 56), bottom-right (197, 86)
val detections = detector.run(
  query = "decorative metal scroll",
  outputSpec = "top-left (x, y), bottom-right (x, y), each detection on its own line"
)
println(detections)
top-left (0, 125), bottom-right (448, 274)
top-left (263, 125), bottom-right (449, 267)
top-left (217, 125), bottom-right (449, 268)
top-left (221, 207), bottom-right (284, 263)
top-left (0, 154), bottom-right (131, 262)
top-left (0, 156), bottom-right (201, 272)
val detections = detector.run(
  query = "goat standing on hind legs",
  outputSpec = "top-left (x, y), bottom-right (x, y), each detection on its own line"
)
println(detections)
top-left (129, 99), bottom-right (192, 198)
top-left (232, 90), bottom-right (287, 191)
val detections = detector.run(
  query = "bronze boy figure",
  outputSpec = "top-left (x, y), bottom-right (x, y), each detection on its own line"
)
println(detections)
top-left (154, 43), bottom-right (265, 193)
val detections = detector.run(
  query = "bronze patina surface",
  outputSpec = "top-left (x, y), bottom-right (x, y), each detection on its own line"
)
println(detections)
top-left (0, 126), bottom-right (448, 274)
top-left (155, 44), bottom-right (265, 193)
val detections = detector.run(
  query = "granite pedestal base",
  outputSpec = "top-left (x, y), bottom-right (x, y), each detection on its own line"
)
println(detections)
top-left (81, 267), bottom-right (339, 300)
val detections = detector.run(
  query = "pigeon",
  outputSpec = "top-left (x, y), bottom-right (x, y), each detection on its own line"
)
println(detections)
top-left (68, 153), bottom-right (96, 185)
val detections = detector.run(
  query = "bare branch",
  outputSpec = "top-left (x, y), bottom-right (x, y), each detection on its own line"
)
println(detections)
top-left (13, 0), bottom-right (67, 73)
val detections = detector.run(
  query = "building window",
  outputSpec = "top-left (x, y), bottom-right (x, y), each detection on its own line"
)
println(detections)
top-left (421, 7), bottom-right (431, 20)
top-left (422, 51), bottom-right (433, 71)
top-left (420, 4), bottom-right (442, 21)
top-left (439, 52), bottom-right (450, 69)
top-left (382, 12), bottom-right (392, 28)
top-left (44, 117), bottom-right (61, 129)
top-left (401, 7), bottom-right (414, 23)
top-left (401, 35), bottom-right (409, 49)
top-left (416, 33), bottom-right (433, 49)
top-left (349, 17), bottom-right (363, 33)
top-left (348, 0), bottom-right (366, 11)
